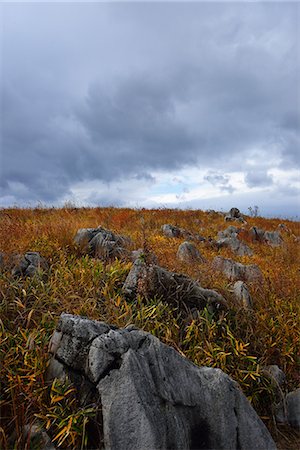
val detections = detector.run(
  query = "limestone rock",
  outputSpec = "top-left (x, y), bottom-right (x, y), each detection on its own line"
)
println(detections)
top-left (161, 224), bottom-right (182, 238)
top-left (47, 314), bottom-right (276, 450)
top-left (212, 256), bottom-right (263, 283)
top-left (225, 208), bottom-right (245, 223)
top-left (123, 260), bottom-right (226, 312)
top-left (263, 231), bottom-right (283, 247)
top-left (217, 236), bottom-right (253, 257)
top-left (11, 252), bottom-right (48, 277)
top-left (262, 365), bottom-right (286, 386)
top-left (9, 423), bottom-right (56, 450)
top-left (286, 388), bottom-right (300, 430)
top-left (74, 226), bottom-right (131, 261)
top-left (275, 388), bottom-right (300, 430)
top-left (161, 224), bottom-right (205, 242)
top-left (131, 248), bottom-right (158, 265)
top-left (177, 241), bottom-right (206, 264)
top-left (250, 227), bottom-right (266, 242)
top-left (217, 226), bottom-right (239, 239)
top-left (250, 227), bottom-right (283, 247)
top-left (233, 281), bottom-right (253, 309)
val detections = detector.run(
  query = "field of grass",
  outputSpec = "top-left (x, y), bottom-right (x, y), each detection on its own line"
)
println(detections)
top-left (0, 206), bottom-right (299, 449)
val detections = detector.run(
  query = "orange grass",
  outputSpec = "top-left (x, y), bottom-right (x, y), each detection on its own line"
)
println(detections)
top-left (0, 207), bottom-right (299, 448)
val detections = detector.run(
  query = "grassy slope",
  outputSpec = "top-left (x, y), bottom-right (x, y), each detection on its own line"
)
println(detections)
top-left (0, 207), bottom-right (299, 449)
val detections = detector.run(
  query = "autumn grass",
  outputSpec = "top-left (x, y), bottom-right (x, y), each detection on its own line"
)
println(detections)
top-left (0, 207), bottom-right (299, 448)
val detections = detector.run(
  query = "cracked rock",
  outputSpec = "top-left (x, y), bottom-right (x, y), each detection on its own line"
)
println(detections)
top-left (232, 281), bottom-right (253, 309)
top-left (250, 227), bottom-right (283, 247)
top-left (123, 260), bottom-right (227, 312)
top-left (11, 252), bottom-right (49, 277)
top-left (212, 256), bottom-right (263, 283)
top-left (177, 241), bottom-right (207, 264)
top-left (225, 208), bottom-right (245, 223)
top-left (161, 224), bottom-right (205, 242)
top-left (47, 314), bottom-right (276, 450)
top-left (74, 226), bottom-right (131, 261)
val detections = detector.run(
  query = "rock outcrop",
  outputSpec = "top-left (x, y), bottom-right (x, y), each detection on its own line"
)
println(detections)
top-left (232, 281), bottom-right (253, 309)
top-left (74, 227), bottom-right (131, 260)
top-left (212, 257), bottom-right (263, 283)
top-left (250, 227), bottom-right (283, 247)
top-left (123, 260), bottom-right (226, 312)
top-left (177, 241), bottom-right (206, 264)
top-left (216, 227), bottom-right (253, 257)
top-left (47, 314), bottom-right (276, 450)
top-left (162, 224), bottom-right (205, 242)
top-left (131, 248), bottom-right (158, 265)
top-left (225, 208), bottom-right (245, 223)
top-left (11, 252), bottom-right (48, 277)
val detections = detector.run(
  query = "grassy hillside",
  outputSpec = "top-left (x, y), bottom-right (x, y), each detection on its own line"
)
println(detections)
top-left (0, 207), bottom-right (299, 449)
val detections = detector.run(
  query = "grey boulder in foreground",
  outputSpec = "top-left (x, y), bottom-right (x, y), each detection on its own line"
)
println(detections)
top-left (48, 314), bottom-right (276, 450)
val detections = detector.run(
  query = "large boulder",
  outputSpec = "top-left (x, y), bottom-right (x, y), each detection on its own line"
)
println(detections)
top-left (74, 227), bottom-right (131, 261)
top-left (123, 260), bottom-right (226, 312)
top-left (177, 241), bottom-right (207, 264)
top-left (212, 257), bottom-right (263, 283)
top-left (11, 252), bottom-right (48, 277)
top-left (47, 314), bottom-right (276, 450)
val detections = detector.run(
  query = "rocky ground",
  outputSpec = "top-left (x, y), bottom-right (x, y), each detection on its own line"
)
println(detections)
top-left (0, 206), bottom-right (299, 449)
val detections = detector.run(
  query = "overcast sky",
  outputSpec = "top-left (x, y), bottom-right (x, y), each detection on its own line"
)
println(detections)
top-left (1, 1), bottom-right (299, 217)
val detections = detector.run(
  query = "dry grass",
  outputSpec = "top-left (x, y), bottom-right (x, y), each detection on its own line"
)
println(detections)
top-left (0, 206), bottom-right (299, 448)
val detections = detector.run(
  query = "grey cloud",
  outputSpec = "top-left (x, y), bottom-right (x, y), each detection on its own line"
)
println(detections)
top-left (1, 2), bottom-right (299, 211)
top-left (204, 172), bottom-right (236, 193)
top-left (245, 170), bottom-right (274, 188)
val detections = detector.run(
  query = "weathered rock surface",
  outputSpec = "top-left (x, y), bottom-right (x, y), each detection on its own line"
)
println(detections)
top-left (250, 227), bottom-right (283, 247)
top-left (177, 241), bottom-right (207, 264)
top-left (47, 314), bottom-right (276, 450)
top-left (217, 226), bottom-right (240, 239)
top-left (286, 389), bottom-right (300, 430)
top-left (217, 236), bottom-right (253, 257)
top-left (74, 227), bottom-right (131, 260)
top-left (263, 231), bottom-right (283, 247)
top-left (225, 208), bottom-right (245, 223)
top-left (212, 256), bottom-right (263, 283)
top-left (123, 260), bottom-right (226, 312)
top-left (262, 365), bottom-right (286, 387)
top-left (232, 281), bottom-right (253, 309)
top-left (131, 248), bottom-right (158, 265)
top-left (18, 424), bottom-right (56, 450)
top-left (275, 388), bottom-right (300, 430)
top-left (162, 224), bottom-right (206, 242)
top-left (11, 252), bottom-right (48, 277)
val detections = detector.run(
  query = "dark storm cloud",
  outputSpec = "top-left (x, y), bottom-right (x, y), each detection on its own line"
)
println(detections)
top-left (1, 2), bottom-right (299, 207)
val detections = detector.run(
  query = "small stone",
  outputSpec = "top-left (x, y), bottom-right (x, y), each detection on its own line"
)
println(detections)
top-left (286, 388), bottom-right (300, 430)
top-left (233, 281), bottom-right (253, 309)
top-left (177, 241), bottom-right (206, 264)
